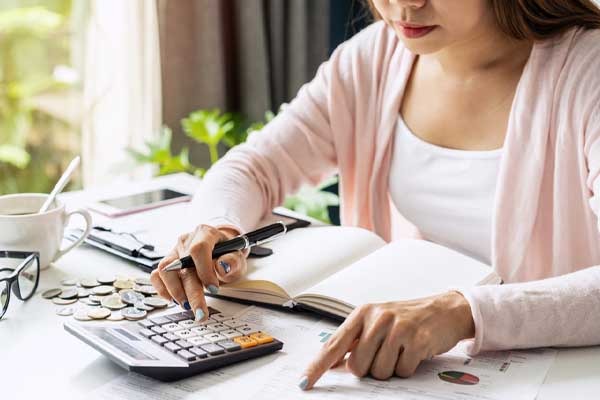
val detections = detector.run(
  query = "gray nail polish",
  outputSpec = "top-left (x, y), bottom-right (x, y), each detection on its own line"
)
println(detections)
top-left (219, 260), bottom-right (231, 274)
top-left (298, 376), bottom-right (309, 390)
top-left (195, 309), bottom-right (205, 321)
top-left (207, 285), bottom-right (219, 295)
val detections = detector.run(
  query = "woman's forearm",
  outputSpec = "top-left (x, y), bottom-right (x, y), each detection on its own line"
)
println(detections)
top-left (457, 265), bottom-right (600, 354)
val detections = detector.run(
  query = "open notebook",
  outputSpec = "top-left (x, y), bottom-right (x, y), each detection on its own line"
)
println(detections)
top-left (216, 226), bottom-right (501, 320)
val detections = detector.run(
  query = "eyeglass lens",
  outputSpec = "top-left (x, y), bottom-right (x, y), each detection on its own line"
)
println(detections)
top-left (17, 256), bottom-right (39, 300)
top-left (0, 279), bottom-right (8, 315)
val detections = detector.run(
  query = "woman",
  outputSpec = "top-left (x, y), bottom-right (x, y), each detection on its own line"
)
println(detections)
top-left (150, 0), bottom-right (600, 391)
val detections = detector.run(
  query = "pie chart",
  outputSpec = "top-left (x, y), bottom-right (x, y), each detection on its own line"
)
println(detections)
top-left (438, 371), bottom-right (480, 385)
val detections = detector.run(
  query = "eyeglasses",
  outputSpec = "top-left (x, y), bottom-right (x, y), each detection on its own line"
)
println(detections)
top-left (0, 251), bottom-right (40, 320)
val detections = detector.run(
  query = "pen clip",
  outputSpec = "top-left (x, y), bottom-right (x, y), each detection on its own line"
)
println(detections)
top-left (252, 222), bottom-right (287, 247)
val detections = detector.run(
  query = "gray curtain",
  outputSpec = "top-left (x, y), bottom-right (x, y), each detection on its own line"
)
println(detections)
top-left (157, 0), bottom-right (330, 167)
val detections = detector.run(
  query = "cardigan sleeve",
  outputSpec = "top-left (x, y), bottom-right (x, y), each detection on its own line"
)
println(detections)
top-left (189, 22), bottom-right (384, 232)
top-left (456, 38), bottom-right (600, 355)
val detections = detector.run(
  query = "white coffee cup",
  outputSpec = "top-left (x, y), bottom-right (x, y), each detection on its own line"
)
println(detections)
top-left (0, 193), bottom-right (92, 270)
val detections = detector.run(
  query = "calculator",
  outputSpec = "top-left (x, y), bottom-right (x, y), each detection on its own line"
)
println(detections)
top-left (64, 307), bottom-right (283, 381)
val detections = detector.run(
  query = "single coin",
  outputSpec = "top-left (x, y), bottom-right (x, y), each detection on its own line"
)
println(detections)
top-left (135, 285), bottom-right (157, 296)
top-left (88, 307), bottom-right (111, 320)
top-left (80, 298), bottom-right (100, 306)
top-left (52, 297), bottom-right (78, 305)
top-left (56, 307), bottom-right (74, 316)
top-left (101, 294), bottom-right (127, 310)
top-left (97, 275), bottom-right (116, 285)
top-left (61, 279), bottom-right (77, 286)
top-left (77, 288), bottom-right (91, 298)
top-left (121, 307), bottom-right (147, 321)
top-left (134, 277), bottom-right (152, 286)
top-left (120, 290), bottom-right (145, 305)
top-left (80, 278), bottom-right (100, 288)
top-left (59, 288), bottom-right (79, 299)
top-left (134, 301), bottom-right (154, 311)
top-left (42, 288), bottom-right (62, 299)
top-left (107, 311), bottom-right (124, 321)
top-left (74, 308), bottom-right (93, 321)
top-left (88, 295), bottom-right (106, 304)
top-left (92, 285), bottom-right (115, 296)
top-left (113, 279), bottom-right (134, 290)
top-left (143, 297), bottom-right (169, 309)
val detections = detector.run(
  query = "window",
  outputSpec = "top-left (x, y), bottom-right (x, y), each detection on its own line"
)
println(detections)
top-left (0, 0), bottom-right (86, 194)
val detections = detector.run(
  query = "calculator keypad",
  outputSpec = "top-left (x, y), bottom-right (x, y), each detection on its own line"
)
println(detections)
top-left (139, 308), bottom-right (278, 364)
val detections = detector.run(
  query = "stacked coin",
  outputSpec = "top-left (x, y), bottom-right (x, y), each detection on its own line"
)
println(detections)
top-left (42, 275), bottom-right (175, 322)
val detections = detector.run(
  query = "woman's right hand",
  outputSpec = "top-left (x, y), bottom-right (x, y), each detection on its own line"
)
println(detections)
top-left (150, 224), bottom-right (247, 321)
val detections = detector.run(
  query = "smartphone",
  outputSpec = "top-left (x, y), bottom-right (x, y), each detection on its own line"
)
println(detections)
top-left (88, 188), bottom-right (192, 217)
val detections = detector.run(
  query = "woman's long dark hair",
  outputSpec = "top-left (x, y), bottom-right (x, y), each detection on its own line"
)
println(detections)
top-left (365, 0), bottom-right (600, 40)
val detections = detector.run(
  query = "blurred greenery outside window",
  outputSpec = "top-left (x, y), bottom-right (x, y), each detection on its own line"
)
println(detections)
top-left (0, 0), bottom-right (85, 194)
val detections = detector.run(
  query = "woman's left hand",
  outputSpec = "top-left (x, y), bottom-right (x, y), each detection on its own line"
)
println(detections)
top-left (299, 291), bottom-right (475, 390)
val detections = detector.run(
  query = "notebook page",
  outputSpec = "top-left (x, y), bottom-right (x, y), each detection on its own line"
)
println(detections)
top-left (299, 239), bottom-right (494, 306)
top-left (228, 226), bottom-right (385, 299)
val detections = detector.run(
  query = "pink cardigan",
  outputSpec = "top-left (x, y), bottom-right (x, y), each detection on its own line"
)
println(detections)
top-left (193, 21), bottom-right (600, 354)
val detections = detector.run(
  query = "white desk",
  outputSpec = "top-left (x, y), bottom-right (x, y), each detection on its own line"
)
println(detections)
top-left (2, 173), bottom-right (600, 399)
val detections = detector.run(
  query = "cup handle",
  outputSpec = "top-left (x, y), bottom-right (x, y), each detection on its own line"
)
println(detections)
top-left (54, 208), bottom-right (93, 261)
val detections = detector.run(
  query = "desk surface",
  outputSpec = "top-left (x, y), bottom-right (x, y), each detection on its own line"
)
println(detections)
top-left (2, 173), bottom-right (600, 400)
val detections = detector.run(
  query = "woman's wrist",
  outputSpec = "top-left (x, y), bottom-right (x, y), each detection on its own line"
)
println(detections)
top-left (433, 291), bottom-right (476, 341)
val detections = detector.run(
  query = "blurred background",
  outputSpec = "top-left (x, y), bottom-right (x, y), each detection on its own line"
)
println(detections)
top-left (0, 0), bottom-right (373, 223)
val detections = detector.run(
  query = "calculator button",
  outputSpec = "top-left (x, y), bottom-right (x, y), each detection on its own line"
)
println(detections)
top-left (203, 333), bottom-right (227, 342)
top-left (236, 324), bottom-right (260, 335)
top-left (165, 342), bottom-right (181, 353)
top-left (174, 329), bottom-right (194, 339)
top-left (190, 327), bottom-right (211, 336)
top-left (163, 333), bottom-right (179, 342)
top-left (223, 318), bottom-right (245, 328)
top-left (166, 311), bottom-right (193, 322)
top-left (138, 320), bottom-right (154, 329)
top-left (149, 316), bottom-right (171, 325)
top-left (176, 349), bottom-right (196, 361)
top-left (175, 340), bottom-right (193, 349)
top-left (190, 347), bottom-right (208, 358)
top-left (139, 329), bottom-right (155, 338)
top-left (210, 313), bottom-right (233, 322)
top-left (218, 340), bottom-right (241, 352)
top-left (200, 343), bottom-right (226, 356)
top-left (250, 332), bottom-right (274, 344)
top-left (221, 329), bottom-right (243, 339)
top-left (233, 336), bottom-right (258, 349)
top-left (207, 323), bottom-right (228, 332)
top-left (151, 326), bottom-right (167, 335)
top-left (162, 323), bottom-right (183, 332)
top-left (151, 335), bottom-right (169, 346)
top-left (178, 319), bottom-right (201, 329)
top-left (188, 337), bottom-right (211, 347)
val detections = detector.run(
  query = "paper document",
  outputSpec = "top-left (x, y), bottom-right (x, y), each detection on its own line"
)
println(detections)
top-left (255, 333), bottom-right (557, 400)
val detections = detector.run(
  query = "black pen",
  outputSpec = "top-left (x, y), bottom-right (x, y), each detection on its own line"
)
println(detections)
top-left (163, 222), bottom-right (287, 272)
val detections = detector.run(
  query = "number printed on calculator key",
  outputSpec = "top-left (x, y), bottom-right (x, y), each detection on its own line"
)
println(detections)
top-left (204, 333), bottom-right (227, 342)
top-left (174, 329), bottom-right (194, 339)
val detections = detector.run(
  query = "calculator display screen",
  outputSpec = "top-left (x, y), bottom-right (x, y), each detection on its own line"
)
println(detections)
top-left (92, 328), bottom-right (158, 361)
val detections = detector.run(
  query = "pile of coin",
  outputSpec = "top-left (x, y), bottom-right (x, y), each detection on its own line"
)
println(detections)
top-left (41, 275), bottom-right (175, 322)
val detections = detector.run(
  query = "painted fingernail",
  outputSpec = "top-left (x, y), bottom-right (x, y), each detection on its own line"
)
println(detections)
top-left (298, 376), bottom-right (309, 390)
top-left (219, 260), bottom-right (231, 274)
top-left (173, 300), bottom-right (179, 305)
top-left (207, 285), bottom-right (219, 295)
top-left (195, 309), bottom-right (205, 321)
top-left (183, 301), bottom-right (191, 310)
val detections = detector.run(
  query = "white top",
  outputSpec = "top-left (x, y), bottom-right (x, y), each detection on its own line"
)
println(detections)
top-left (389, 117), bottom-right (503, 265)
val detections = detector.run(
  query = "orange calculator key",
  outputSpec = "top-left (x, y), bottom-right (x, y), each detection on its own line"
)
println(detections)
top-left (249, 332), bottom-right (274, 344)
top-left (233, 336), bottom-right (258, 348)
